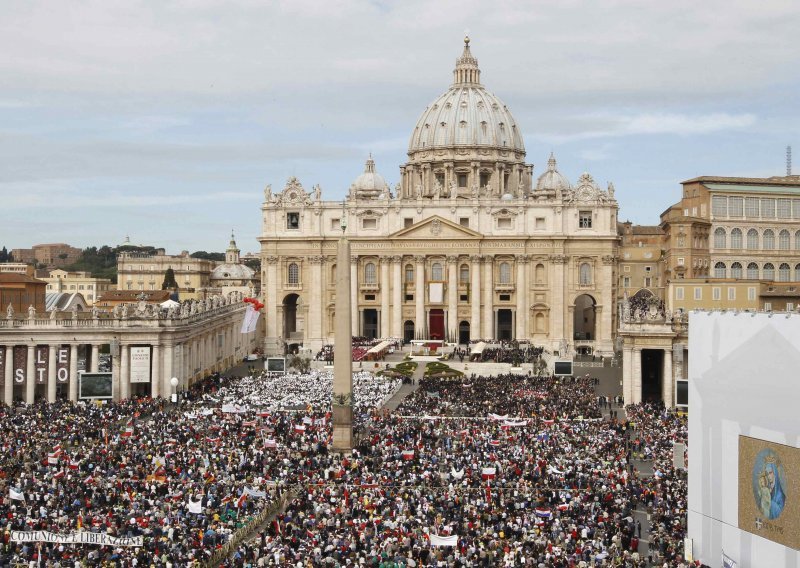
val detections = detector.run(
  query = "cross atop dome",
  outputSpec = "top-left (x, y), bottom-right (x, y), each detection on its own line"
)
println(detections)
top-left (453, 36), bottom-right (481, 86)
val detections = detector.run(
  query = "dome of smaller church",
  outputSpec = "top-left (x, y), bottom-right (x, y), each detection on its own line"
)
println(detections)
top-left (350, 155), bottom-right (389, 199)
top-left (536, 153), bottom-right (572, 192)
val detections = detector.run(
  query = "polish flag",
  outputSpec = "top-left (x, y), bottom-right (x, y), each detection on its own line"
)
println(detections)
top-left (85, 475), bottom-right (95, 484)
top-left (47, 455), bottom-right (60, 465)
top-left (294, 424), bottom-right (306, 433)
top-left (53, 470), bottom-right (65, 480)
top-left (481, 467), bottom-right (496, 480)
top-left (264, 439), bottom-right (277, 449)
top-left (236, 493), bottom-right (247, 508)
top-left (401, 450), bottom-right (415, 461)
top-left (557, 503), bottom-right (569, 511)
top-left (69, 461), bottom-right (80, 470)
top-left (258, 411), bottom-right (270, 417)
top-left (122, 426), bottom-right (134, 437)
top-left (242, 420), bottom-right (257, 427)
top-left (51, 445), bottom-right (62, 456)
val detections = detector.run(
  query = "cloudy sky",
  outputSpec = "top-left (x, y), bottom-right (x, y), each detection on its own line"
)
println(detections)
top-left (2, 0), bottom-right (799, 254)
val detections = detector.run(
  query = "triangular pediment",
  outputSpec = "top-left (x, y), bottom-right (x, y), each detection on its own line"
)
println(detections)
top-left (389, 215), bottom-right (483, 239)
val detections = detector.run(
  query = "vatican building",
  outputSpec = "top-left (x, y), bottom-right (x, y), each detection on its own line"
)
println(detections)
top-left (259, 39), bottom-right (619, 356)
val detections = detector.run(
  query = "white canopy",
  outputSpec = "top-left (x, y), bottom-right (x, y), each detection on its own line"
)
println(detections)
top-left (367, 341), bottom-right (391, 355)
top-left (160, 299), bottom-right (180, 308)
top-left (471, 341), bottom-right (487, 356)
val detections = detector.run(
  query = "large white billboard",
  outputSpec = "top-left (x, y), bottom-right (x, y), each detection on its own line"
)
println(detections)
top-left (129, 346), bottom-right (151, 383)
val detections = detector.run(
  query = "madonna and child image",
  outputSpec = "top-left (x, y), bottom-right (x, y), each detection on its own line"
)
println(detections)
top-left (752, 448), bottom-right (787, 520)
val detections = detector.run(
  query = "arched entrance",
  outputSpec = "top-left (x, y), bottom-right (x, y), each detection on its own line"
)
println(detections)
top-left (403, 320), bottom-right (415, 343)
top-left (459, 321), bottom-right (471, 345)
top-left (283, 293), bottom-right (300, 341)
top-left (573, 294), bottom-right (596, 341)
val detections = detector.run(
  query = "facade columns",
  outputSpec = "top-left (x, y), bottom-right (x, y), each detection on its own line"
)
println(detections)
top-left (120, 344), bottom-right (130, 400)
top-left (380, 257), bottom-right (390, 338)
top-left (47, 344), bottom-right (57, 403)
top-left (516, 256), bottom-right (528, 339)
top-left (350, 256), bottom-right (359, 334)
top-left (391, 257), bottom-right (402, 338)
top-left (415, 256), bottom-right (426, 337)
top-left (663, 347), bottom-right (674, 408)
top-left (151, 344), bottom-right (161, 398)
top-left (470, 256), bottom-right (481, 341)
top-left (550, 253), bottom-right (567, 350)
top-left (622, 345), bottom-right (633, 404)
top-left (482, 256), bottom-right (493, 339)
top-left (632, 347), bottom-right (642, 404)
top-left (265, 255), bottom-right (279, 354)
top-left (68, 344), bottom-right (78, 402)
top-left (90, 344), bottom-right (100, 373)
top-left (309, 256), bottom-right (323, 349)
top-left (162, 344), bottom-right (174, 398)
top-left (25, 344), bottom-right (35, 404)
top-left (447, 256), bottom-right (458, 341)
top-left (4, 346), bottom-right (12, 405)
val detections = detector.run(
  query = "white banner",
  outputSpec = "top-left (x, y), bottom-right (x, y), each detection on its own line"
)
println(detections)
top-left (429, 534), bottom-right (458, 547)
top-left (129, 347), bottom-right (151, 383)
top-left (221, 403), bottom-right (248, 414)
top-left (11, 530), bottom-right (143, 547)
top-left (247, 310), bottom-right (260, 333)
top-left (429, 282), bottom-right (443, 303)
top-left (240, 304), bottom-right (256, 334)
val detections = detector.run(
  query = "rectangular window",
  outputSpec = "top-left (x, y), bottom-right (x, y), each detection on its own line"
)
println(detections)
top-left (362, 218), bottom-right (377, 229)
top-left (793, 199), bottom-right (800, 219)
top-left (745, 197), bottom-right (759, 217)
top-left (694, 287), bottom-right (702, 300)
top-left (764, 301), bottom-right (772, 311)
top-left (479, 173), bottom-right (489, 187)
top-left (728, 197), bottom-right (743, 217)
top-left (457, 173), bottom-right (467, 187)
top-left (692, 207), bottom-right (698, 216)
top-left (405, 294), bottom-right (414, 301)
top-left (728, 287), bottom-right (736, 300)
top-left (497, 217), bottom-right (512, 229)
top-left (535, 217), bottom-right (545, 230)
top-left (777, 198), bottom-right (792, 219)
top-left (711, 195), bottom-right (727, 217)
top-left (579, 211), bottom-right (592, 228)
top-left (676, 380), bottom-right (688, 406)
top-left (364, 294), bottom-right (375, 301)
top-left (331, 218), bottom-right (340, 230)
top-left (286, 212), bottom-right (300, 229)
top-left (747, 287), bottom-right (756, 301)
top-left (677, 257), bottom-right (685, 266)
top-left (459, 217), bottom-right (470, 227)
top-left (787, 302), bottom-right (795, 311)
top-left (644, 277), bottom-right (652, 287)
top-left (676, 287), bottom-right (684, 300)
top-left (760, 198), bottom-right (776, 219)
top-left (499, 294), bottom-right (511, 301)
top-left (623, 277), bottom-right (631, 288)
top-left (712, 287), bottom-right (721, 300)
top-left (404, 218), bottom-right (414, 228)
top-left (645, 266), bottom-right (652, 273)
top-left (459, 294), bottom-right (468, 302)
top-left (623, 265), bottom-right (630, 272)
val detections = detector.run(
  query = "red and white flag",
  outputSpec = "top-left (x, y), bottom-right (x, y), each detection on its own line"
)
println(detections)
top-left (402, 450), bottom-right (415, 461)
top-left (481, 467), bottom-right (496, 480)
top-left (293, 424), bottom-right (306, 433)
top-left (236, 493), bottom-right (247, 508)
top-left (85, 475), bottom-right (95, 484)
top-left (69, 461), bottom-right (80, 470)
top-left (53, 470), bottom-right (65, 480)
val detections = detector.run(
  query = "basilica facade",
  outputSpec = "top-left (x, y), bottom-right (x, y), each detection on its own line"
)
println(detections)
top-left (259, 39), bottom-right (619, 356)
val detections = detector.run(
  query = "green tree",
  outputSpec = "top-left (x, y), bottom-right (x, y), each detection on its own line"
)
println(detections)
top-left (0, 246), bottom-right (8, 263)
top-left (162, 267), bottom-right (178, 290)
top-left (190, 251), bottom-right (225, 261)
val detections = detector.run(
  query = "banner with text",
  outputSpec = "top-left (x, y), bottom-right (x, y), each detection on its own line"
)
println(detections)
top-left (11, 530), bottom-right (143, 547)
top-left (129, 346), bottom-right (151, 383)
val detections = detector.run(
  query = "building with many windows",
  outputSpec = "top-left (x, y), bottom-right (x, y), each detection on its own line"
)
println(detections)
top-left (117, 250), bottom-right (214, 301)
top-left (259, 38), bottom-right (619, 356)
top-left (44, 270), bottom-right (114, 305)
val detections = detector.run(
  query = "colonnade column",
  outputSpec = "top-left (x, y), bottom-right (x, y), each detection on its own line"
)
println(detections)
top-left (350, 256), bottom-right (359, 335)
top-left (4, 347), bottom-right (12, 405)
top-left (662, 347), bottom-right (674, 408)
top-left (309, 256), bottom-right (323, 349)
top-left (632, 347), bottom-right (642, 404)
top-left (391, 256), bottom-right (402, 338)
top-left (68, 344), bottom-right (78, 402)
top-left (151, 344), bottom-right (160, 399)
top-left (161, 344), bottom-right (174, 398)
top-left (380, 257), bottom-right (390, 338)
top-left (47, 344), bottom-right (57, 403)
top-left (482, 256), bottom-right (493, 339)
top-left (447, 256), bottom-right (458, 341)
top-left (622, 344), bottom-right (633, 404)
top-left (516, 256), bottom-right (528, 340)
top-left (470, 256), bottom-right (481, 341)
top-left (90, 344), bottom-right (100, 373)
top-left (265, 255), bottom-right (279, 353)
top-left (415, 256), bottom-right (426, 337)
top-left (550, 253), bottom-right (567, 349)
top-left (119, 344), bottom-right (130, 400)
top-left (25, 344), bottom-right (35, 404)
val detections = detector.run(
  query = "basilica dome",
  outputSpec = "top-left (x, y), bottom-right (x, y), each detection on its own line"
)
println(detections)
top-left (536, 153), bottom-right (572, 192)
top-left (408, 38), bottom-right (525, 155)
top-left (349, 155), bottom-right (390, 199)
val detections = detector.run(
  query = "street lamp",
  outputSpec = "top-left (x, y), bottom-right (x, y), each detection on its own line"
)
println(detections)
top-left (170, 376), bottom-right (179, 405)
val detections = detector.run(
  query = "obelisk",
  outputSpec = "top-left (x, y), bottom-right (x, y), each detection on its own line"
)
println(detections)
top-left (332, 212), bottom-right (353, 450)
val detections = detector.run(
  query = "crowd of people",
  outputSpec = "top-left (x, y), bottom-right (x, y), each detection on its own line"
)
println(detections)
top-left (445, 341), bottom-right (546, 365)
top-left (315, 338), bottom-right (402, 363)
top-left (0, 362), bottom-right (693, 567)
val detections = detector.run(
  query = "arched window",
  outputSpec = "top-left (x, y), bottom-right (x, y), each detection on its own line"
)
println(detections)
top-left (795, 264), bottom-right (800, 282)
top-left (579, 263), bottom-right (592, 285)
top-left (713, 227), bottom-right (726, 249)
top-left (779, 263), bottom-right (790, 281)
top-left (714, 262), bottom-right (726, 278)
top-left (731, 262), bottom-right (743, 279)
top-left (459, 264), bottom-right (469, 284)
top-left (730, 228), bottom-right (742, 249)
top-left (405, 264), bottom-right (414, 283)
top-left (535, 312), bottom-right (545, 332)
top-left (431, 262), bottom-right (443, 281)
top-left (763, 263), bottom-right (775, 280)
top-left (499, 262), bottom-right (511, 284)
top-left (535, 263), bottom-right (545, 285)
top-left (364, 262), bottom-right (376, 284)
top-left (288, 262), bottom-right (300, 285)
top-left (747, 262), bottom-right (759, 280)
top-left (779, 230), bottom-right (790, 250)
top-left (763, 229), bottom-right (775, 250)
top-left (795, 231), bottom-right (800, 250)
top-left (747, 229), bottom-right (759, 250)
